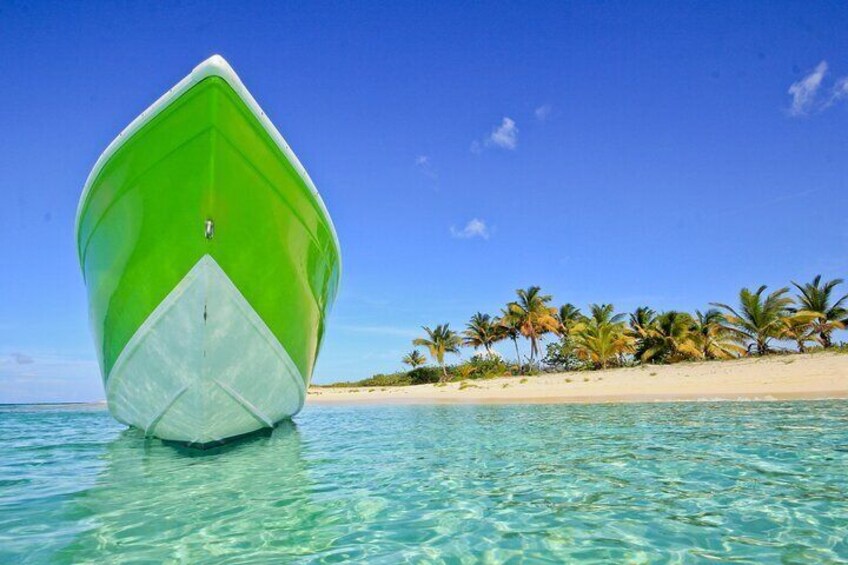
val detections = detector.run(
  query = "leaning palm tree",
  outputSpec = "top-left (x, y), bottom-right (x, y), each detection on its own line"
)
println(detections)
top-left (639, 311), bottom-right (700, 364)
top-left (505, 286), bottom-right (560, 366)
top-left (691, 309), bottom-right (744, 360)
top-left (401, 350), bottom-right (427, 369)
top-left (463, 312), bottom-right (502, 355)
top-left (572, 304), bottom-right (633, 369)
top-left (712, 286), bottom-right (794, 355)
top-left (413, 324), bottom-right (462, 382)
top-left (791, 275), bottom-right (848, 348)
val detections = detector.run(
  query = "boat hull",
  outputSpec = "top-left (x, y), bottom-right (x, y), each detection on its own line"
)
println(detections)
top-left (76, 57), bottom-right (340, 444)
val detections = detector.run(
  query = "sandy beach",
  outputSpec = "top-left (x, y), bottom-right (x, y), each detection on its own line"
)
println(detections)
top-left (308, 352), bottom-right (848, 406)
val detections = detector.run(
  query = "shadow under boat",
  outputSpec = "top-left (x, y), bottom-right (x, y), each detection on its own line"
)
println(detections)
top-left (160, 423), bottom-right (276, 453)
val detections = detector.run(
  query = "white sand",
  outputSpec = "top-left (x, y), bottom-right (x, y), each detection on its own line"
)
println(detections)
top-left (307, 353), bottom-right (848, 406)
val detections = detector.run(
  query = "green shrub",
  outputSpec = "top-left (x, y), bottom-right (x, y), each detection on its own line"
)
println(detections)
top-left (407, 366), bottom-right (442, 385)
top-left (467, 356), bottom-right (509, 378)
top-left (543, 338), bottom-right (583, 371)
top-left (356, 372), bottom-right (412, 387)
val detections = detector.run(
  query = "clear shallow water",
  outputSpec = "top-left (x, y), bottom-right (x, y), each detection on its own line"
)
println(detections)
top-left (1, 401), bottom-right (847, 563)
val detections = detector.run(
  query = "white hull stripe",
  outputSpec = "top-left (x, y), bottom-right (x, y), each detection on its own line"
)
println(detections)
top-left (105, 255), bottom-right (306, 443)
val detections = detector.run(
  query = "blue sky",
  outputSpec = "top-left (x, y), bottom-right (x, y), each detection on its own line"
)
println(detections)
top-left (1, 2), bottom-right (847, 402)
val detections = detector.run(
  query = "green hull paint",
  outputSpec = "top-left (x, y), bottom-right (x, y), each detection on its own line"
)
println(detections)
top-left (77, 59), bottom-right (340, 402)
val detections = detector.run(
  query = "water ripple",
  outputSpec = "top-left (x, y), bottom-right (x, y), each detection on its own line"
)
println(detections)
top-left (0, 401), bottom-right (847, 563)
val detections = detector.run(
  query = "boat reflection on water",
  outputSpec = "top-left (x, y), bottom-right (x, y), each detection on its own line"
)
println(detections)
top-left (56, 422), bottom-right (337, 561)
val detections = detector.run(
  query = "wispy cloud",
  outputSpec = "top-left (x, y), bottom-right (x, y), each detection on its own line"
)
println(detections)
top-left (471, 117), bottom-right (518, 153)
top-left (534, 104), bottom-right (553, 122)
top-left (788, 61), bottom-right (828, 116)
top-left (827, 76), bottom-right (848, 107)
top-left (786, 60), bottom-right (848, 116)
top-left (414, 154), bottom-right (438, 181)
top-left (450, 218), bottom-right (490, 240)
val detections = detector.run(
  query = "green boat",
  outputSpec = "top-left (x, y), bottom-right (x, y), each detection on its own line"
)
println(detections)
top-left (76, 56), bottom-right (341, 445)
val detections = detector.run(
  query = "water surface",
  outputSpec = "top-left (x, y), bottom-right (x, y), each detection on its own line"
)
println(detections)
top-left (1, 401), bottom-right (847, 563)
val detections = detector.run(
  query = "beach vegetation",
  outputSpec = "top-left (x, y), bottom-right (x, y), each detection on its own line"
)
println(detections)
top-left (638, 311), bottom-right (701, 364)
top-left (571, 304), bottom-right (633, 369)
top-left (712, 286), bottom-right (794, 355)
top-left (407, 366), bottom-right (443, 385)
top-left (330, 275), bottom-right (848, 388)
top-left (497, 309), bottom-right (525, 370)
top-left (401, 350), bottom-right (427, 369)
top-left (557, 303), bottom-right (584, 335)
top-left (463, 312), bottom-right (503, 355)
top-left (466, 355), bottom-right (510, 378)
top-left (413, 324), bottom-right (462, 382)
top-left (691, 309), bottom-right (743, 360)
top-left (791, 275), bottom-right (848, 348)
top-left (778, 311), bottom-right (825, 353)
top-left (542, 338), bottom-right (582, 372)
top-left (503, 286), bottom-right (560, 368)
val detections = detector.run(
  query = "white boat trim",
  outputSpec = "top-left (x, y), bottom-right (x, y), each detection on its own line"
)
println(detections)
top-left (106, 255), bottom-right (307, 443)
top-left (74, 54), bottom-right (341, 272)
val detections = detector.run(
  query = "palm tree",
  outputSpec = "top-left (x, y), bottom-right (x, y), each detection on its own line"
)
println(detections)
top-left (497, 309), bottom-right (524, 369)
top-left (691, 309), bottom-right (744, 360)
top-left (712, 286), bottom-right (793, 355)
top-left (639, 311), bottom-right (700, 364)
top-left (463, 312), bottom-right (502, 355)
top-left (629, 306), bottom-right (656, 334)
top-left (572, 304), bottom-right (633, 369)
top-left (505, 286), bottom-right (560, 366)
top-left (557, 303), bottom-right (584, 336)
top-left (778, 312), bottom-right (822, 353)
top-left (629, 306), bottom-right (657, 362)
top-left (401, 350), bottom-right (427, 369)
top-left (413, 324), bottom-right (462, 382)
top-left (791, 275), bottom-right (848, 348)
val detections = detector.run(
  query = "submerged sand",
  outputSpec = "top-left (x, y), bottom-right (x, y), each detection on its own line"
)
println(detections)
top-left (307, 353), bottom-right (848, 406)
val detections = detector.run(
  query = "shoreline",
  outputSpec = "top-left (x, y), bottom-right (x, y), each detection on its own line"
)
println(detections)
top-left (307, 352), bottom-right (848, 406)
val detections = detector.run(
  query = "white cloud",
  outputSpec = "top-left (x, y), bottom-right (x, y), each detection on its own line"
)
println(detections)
top-left (415, 155), bottom-right (429, 166)
top-left (828, 76), bottom-right (848, 106)
top-left (535, 104), bottom-right (553, 122)
top-left (489, 117), bottom-right (518, 149)
top-left (472, 117), bottom-right (518, 152)
top-left (788, 61), bottom-right (828, 116)
top-left (450, 218), bottom-right (490, 240)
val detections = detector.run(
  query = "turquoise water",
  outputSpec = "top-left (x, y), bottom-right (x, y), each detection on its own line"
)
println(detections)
top-left (1, 401), bottom-right (847, 563)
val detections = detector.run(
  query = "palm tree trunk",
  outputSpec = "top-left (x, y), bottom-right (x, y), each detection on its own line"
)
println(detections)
top-left (529, 336), bottom-right (536, 366)
top-left (440, 363), bottom-right (448, 383)
top-left (822, 331), bottom-right (832, 349)
top-left (512, 337), bottom-right (521, 372)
